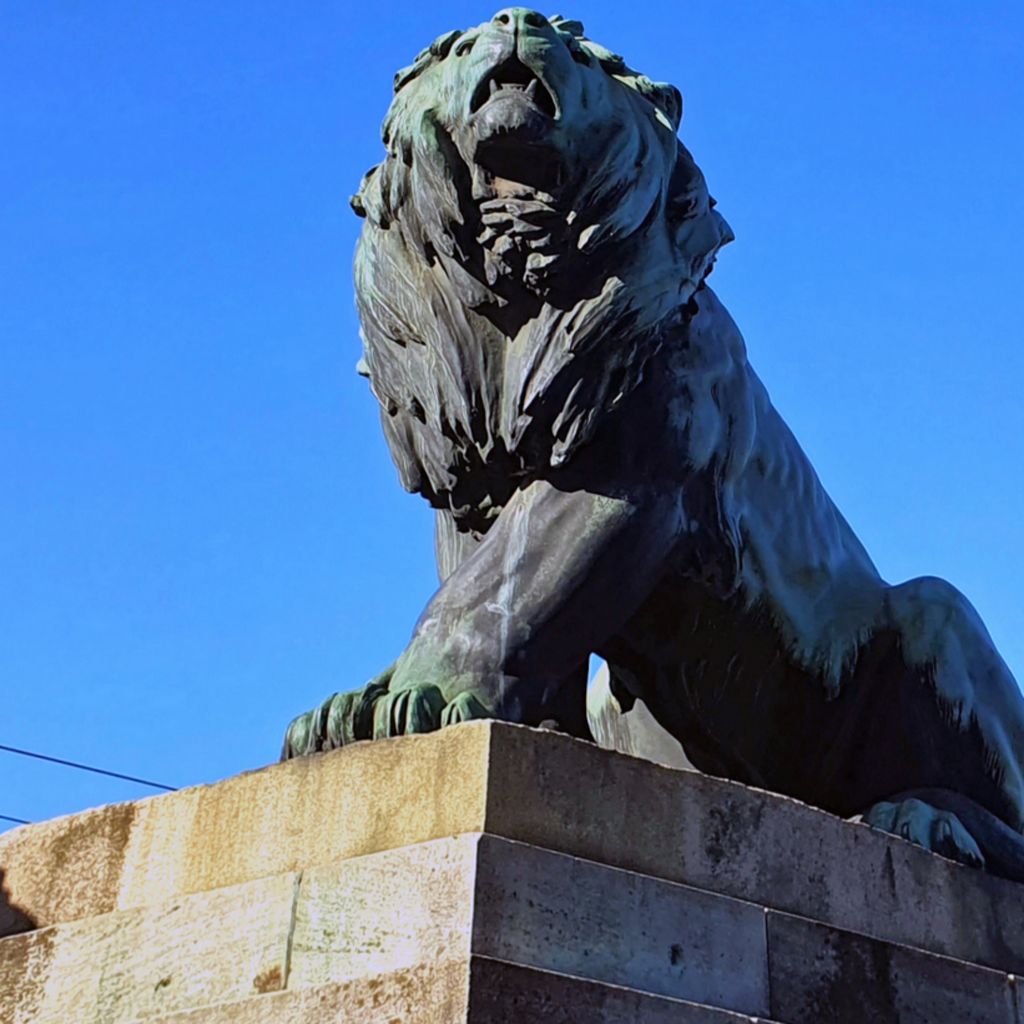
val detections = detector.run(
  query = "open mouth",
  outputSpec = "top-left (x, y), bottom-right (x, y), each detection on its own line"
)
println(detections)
top-left (470, 56), bottom-right (558, 120)
top-left (474, 135), bottom-right (565, 192)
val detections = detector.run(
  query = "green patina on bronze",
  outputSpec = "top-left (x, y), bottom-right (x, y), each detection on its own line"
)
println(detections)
top-left (283, 10), bottom-right (1024, 883)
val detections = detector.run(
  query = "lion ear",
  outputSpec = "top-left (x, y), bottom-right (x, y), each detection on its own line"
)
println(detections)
top-left (393, 29), bottom-right (462, 94)
top-left (667, 142), bottom-right (734, 279)
top-left (637, 80), bottom-right (683, 131)
top-left (612, 72), bottom-right (684, 132)
top-left (351, 166), bottom-right (375, 219)
top-left (351, 164), bottom-right (390, 226)
top-left (655, 82), bottom-right (683, 130)
top-left (429, 29), bottom-right (461, 60)
top-left (550, 15), bottom-right (585, 37)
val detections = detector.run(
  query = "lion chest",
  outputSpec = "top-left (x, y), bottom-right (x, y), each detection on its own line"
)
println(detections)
top-left (476, 194), bottom-right (566, 291)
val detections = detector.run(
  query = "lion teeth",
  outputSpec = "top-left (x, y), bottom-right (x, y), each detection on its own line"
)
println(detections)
top-left (487, 78), bottom-right (537, 95)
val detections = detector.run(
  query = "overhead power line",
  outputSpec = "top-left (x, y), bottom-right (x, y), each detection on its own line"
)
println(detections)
top-left (0, 743), bottom-right (177, 792)
top-left (0, 814), bottom-right (30, 825)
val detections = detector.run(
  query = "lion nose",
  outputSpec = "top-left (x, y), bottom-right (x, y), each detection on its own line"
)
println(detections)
top-left (492, 8), bottom-right (549, 32)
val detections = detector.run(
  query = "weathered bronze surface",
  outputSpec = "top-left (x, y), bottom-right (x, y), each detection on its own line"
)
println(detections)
top-left (283, 10), bottom-right (1024, 880)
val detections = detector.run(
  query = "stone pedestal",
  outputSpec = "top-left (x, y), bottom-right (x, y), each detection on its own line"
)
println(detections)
top-left (1, 721), bottom-right (1022, 1022)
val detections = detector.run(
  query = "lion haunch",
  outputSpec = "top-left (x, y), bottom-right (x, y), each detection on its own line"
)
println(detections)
top-left (284, 9), bottom-right (1024, 883)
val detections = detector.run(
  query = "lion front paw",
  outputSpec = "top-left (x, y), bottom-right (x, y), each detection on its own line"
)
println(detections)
top-left (439, 691), bottom-right (493, 728)
top-left (372, 684), bottom-right (446, 739)
top-left (863, 797), bottom-right (985, 869)
top-left (280, 675), bottom-right (496, 760)
top-left (280, 670), bottom-right (391, 760)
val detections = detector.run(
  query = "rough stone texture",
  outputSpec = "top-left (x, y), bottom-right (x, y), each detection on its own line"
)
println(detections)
top-left (0, 722), bottom-right (490, 934)
top-left (117, 720), bottom-right (489, 914)
top-left (472, 836), bottom-right (767, 1015)
top-left (4, 722), bottom-right (1024, 975)
top-left (136, 961), bottom-right (473, 1024)
top-left (465, 958), bottom-right (773, 1024)
top-left (139, 959), bottom-right (773, 1024)
top-left (288, 835), bottom-right (478, 988)
top-left (0, 832), bottom-right (772, 1024)
top-left (0, 800), bottom-right (137, 934)
top-left (287, 834), bottom-right (767, 1014)
top-left (3, 722), bottom-right (1024, 1022)
top-left (766, 911), bottom-right (1016, 1023)
top-left (484, 724), bottom-right (1024, 975)
top-left (0, 872), bottom-right (298, 1024)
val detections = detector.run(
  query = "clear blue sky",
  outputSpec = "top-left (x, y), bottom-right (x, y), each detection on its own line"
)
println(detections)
top-left (2, 3), bottom-right (1022, 829)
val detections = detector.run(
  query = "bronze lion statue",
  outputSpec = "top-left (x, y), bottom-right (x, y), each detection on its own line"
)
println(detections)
top-left (283, 9), bottom-right (1024, 879)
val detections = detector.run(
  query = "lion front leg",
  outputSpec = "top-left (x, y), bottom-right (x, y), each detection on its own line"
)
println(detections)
top-left (282, 478), bottom-right (686, 758)
top-left (386, 478), bottom-right (687, 734)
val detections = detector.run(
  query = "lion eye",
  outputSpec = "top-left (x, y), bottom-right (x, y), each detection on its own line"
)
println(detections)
top-left (455, 36), bottom-right (475, 57)
top-left (564, 37), bottom-right (591, 66)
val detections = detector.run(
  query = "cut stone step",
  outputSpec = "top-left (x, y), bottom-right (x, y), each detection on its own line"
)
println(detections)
top-left (3, 721), bottom-right (1024, 981)
top-left (4, 829), bottom-right (1018, 1024)
top-left (137, 957), bottom-right (780, 1024)
top-left (0, 872), bottom-right (299, 1024)
top-left (766, 910), bottom-right (1017, 1024)
top-left (0, 834), bottom-right (770, 1022)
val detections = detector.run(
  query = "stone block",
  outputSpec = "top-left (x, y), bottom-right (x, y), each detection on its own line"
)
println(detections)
top-left (5, 721), bottom-right (1024, 1023)
top-left (287, 833), bottom-right (478, 988)
top-left (0, 800), bottom-right (137, 934)
top-left (287, 833), bottom-right (768, 1016)
top-left (483, 724), bottom-right (1024, 975)
top-left (465, 958), bottom-right (772, 1023)
top-left (116, 721), bottom-right (490, 916)
top-left (140, 958), bottom-right (772, 1023)
top-left (766, 910), bottom-right (1016, 1024)
top-left (0, 872), bottom-right (298, 1024)
top-left (471, 835), bottom-right (768, 1015)
top-left (4, 721), bottom-right (1024, 981)
top-left (135, 961), bottom-right (473, 1024)
top-left (0, 723), bottom-right (491, 934)
top-left (0, 832), bottom-right (771, 1024)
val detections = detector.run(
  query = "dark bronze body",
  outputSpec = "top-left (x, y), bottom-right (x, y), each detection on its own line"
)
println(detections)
top-left (284, 10), bottom-right (1024, 880)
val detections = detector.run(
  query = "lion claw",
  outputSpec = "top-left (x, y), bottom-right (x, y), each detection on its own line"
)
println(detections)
top-left (439, 691), bottom-right (493, 727)
top-left (281, 677), bottom-right (498, 759)
top-left (864, 797), bottom-right (985, 869)
top-left (372, 684), bottom-right (446, 739)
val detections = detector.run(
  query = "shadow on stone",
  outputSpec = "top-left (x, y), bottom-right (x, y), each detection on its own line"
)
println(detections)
top-left (0, 867), bottom-right (36, 937)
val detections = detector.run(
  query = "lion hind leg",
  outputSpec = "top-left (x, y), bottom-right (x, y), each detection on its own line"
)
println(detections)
top-left (862, 795), bottom-right (984, 870)
top-left (886, 575), bottom-right (1024, 829)
top-left (863, 788), bottom-right (1024, 882)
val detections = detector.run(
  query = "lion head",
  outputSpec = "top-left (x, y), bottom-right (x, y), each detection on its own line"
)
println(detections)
top-left (351, 10), bottom-right (733, 531)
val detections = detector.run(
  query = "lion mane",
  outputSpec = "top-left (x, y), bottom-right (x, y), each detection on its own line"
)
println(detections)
top-left (350, 16), bottom-right (733, 532)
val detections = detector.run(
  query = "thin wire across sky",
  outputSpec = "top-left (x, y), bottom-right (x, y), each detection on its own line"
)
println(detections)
top-left (0, 743), bottom-right (178, 826)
